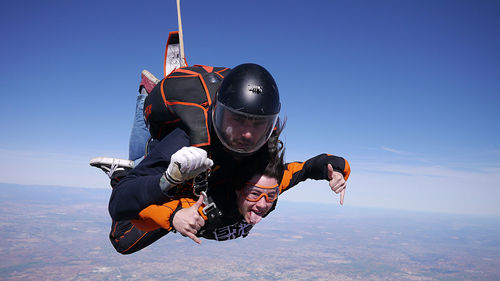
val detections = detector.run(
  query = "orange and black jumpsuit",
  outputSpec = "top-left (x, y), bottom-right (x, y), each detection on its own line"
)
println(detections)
top-left (108, 128), bottom-right (350, 254)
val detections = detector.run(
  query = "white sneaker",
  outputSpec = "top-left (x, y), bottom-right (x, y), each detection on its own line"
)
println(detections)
top-left (89, 157), bottom-right (134, 178)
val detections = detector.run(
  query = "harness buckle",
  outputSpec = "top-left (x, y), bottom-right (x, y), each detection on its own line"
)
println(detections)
top-left (193, 171), bottom-right (223, 228)
top-left (200, 190), bottom-right (223, 224)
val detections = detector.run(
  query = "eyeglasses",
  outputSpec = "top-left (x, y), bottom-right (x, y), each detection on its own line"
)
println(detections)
top-left (244, 182), bottom-right (280, 203)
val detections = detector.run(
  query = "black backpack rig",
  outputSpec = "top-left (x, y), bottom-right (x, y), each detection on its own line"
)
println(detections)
top-left (144, 65), bottom-right (231, 146)
top-left (143, 65), bottom-right (232, 228)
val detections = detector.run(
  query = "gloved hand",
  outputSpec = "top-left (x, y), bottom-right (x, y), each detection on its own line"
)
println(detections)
top-left (164, 146), bottom-right (214, 185)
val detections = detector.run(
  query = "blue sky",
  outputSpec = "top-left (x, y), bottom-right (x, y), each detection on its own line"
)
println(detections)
top-left (1, 0), bottom-right (499, 216)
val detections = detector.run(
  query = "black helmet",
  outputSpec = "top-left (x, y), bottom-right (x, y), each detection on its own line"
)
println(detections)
top-left (213, 63), bottom-right (281, 155)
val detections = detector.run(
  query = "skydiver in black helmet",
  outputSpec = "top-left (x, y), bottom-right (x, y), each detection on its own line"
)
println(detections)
top-left (212, 63), bottom-right (281, 156)
top-left (108, 63), bottom-right (289, 219)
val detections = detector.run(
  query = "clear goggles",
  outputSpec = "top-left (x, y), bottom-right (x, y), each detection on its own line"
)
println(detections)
top-left (213, 102), bottom-right (278, 155)
top-left (244, 182), bottom-right (280, 203)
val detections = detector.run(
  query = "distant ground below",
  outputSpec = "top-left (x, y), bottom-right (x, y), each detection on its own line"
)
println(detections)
top-left (0, 183), bottom-right (499, 281)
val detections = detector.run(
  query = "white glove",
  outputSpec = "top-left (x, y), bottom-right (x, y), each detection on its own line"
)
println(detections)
top-left (165, 146), bottom-right (213, 185)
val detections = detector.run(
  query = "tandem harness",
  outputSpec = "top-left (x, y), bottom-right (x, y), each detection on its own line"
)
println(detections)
top-left (193, 170), bottom-right (223, 228)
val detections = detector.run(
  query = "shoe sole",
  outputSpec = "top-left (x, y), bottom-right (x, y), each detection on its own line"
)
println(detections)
top-left (89, 157), bottom-right (134, 169)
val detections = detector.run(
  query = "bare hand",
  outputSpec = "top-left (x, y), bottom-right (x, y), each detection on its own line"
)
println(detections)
top-left (172, 195), bottom-right (205, 244)
top-left (328, 164), bottom-right (346, 205)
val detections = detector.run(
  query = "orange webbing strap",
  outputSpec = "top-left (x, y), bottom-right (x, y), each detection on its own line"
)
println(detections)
top-left (215, 67), bottom-right (229, 79)
top-left (193, 65), bottom-right (213, 73)
top-left (171, 68), bottom-right (199, 76)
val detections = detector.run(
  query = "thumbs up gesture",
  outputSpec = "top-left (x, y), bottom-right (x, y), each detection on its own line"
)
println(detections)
top-left (328, 164), bottom-right (347, 205)
top-left (172, 195), bottom-right (206, 244)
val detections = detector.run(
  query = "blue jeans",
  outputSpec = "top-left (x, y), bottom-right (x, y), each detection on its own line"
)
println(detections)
top-left (128, 90), bottom-right (151, 165)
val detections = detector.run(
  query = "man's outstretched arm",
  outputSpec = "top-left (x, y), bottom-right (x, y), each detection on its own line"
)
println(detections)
top-left (109, 128), bottom-right (190, 221)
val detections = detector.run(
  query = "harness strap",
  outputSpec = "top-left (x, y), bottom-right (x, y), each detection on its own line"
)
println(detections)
top-left (192, 169), bottom-right (224, 230)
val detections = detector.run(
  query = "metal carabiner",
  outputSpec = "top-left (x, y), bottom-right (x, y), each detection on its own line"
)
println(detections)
top-left (193, 170), bottom-right (209, 197)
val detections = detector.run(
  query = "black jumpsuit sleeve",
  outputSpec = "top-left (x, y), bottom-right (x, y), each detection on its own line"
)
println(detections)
top-left (109, 219), bottom-right (169, 255)
top-left (108, 128), bottom-right (190, 221)
top-left (280, 153), bottom-right (351, 193)
top-left (106, 167), bottom-right (171, 255)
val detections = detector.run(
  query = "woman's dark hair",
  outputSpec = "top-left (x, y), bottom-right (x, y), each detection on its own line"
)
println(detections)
top-left (234, 118), bottom-right (286, 190)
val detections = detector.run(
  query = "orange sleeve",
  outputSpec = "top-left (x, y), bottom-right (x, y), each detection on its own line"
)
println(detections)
top-left (131, 197), bottom-right (208, 232)
top-left (343, 159), bottom-right (351, 181)
top-left (131, 200), bottom-right (180, 231)
top-left (279, 161), bottom-right (305, 193)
